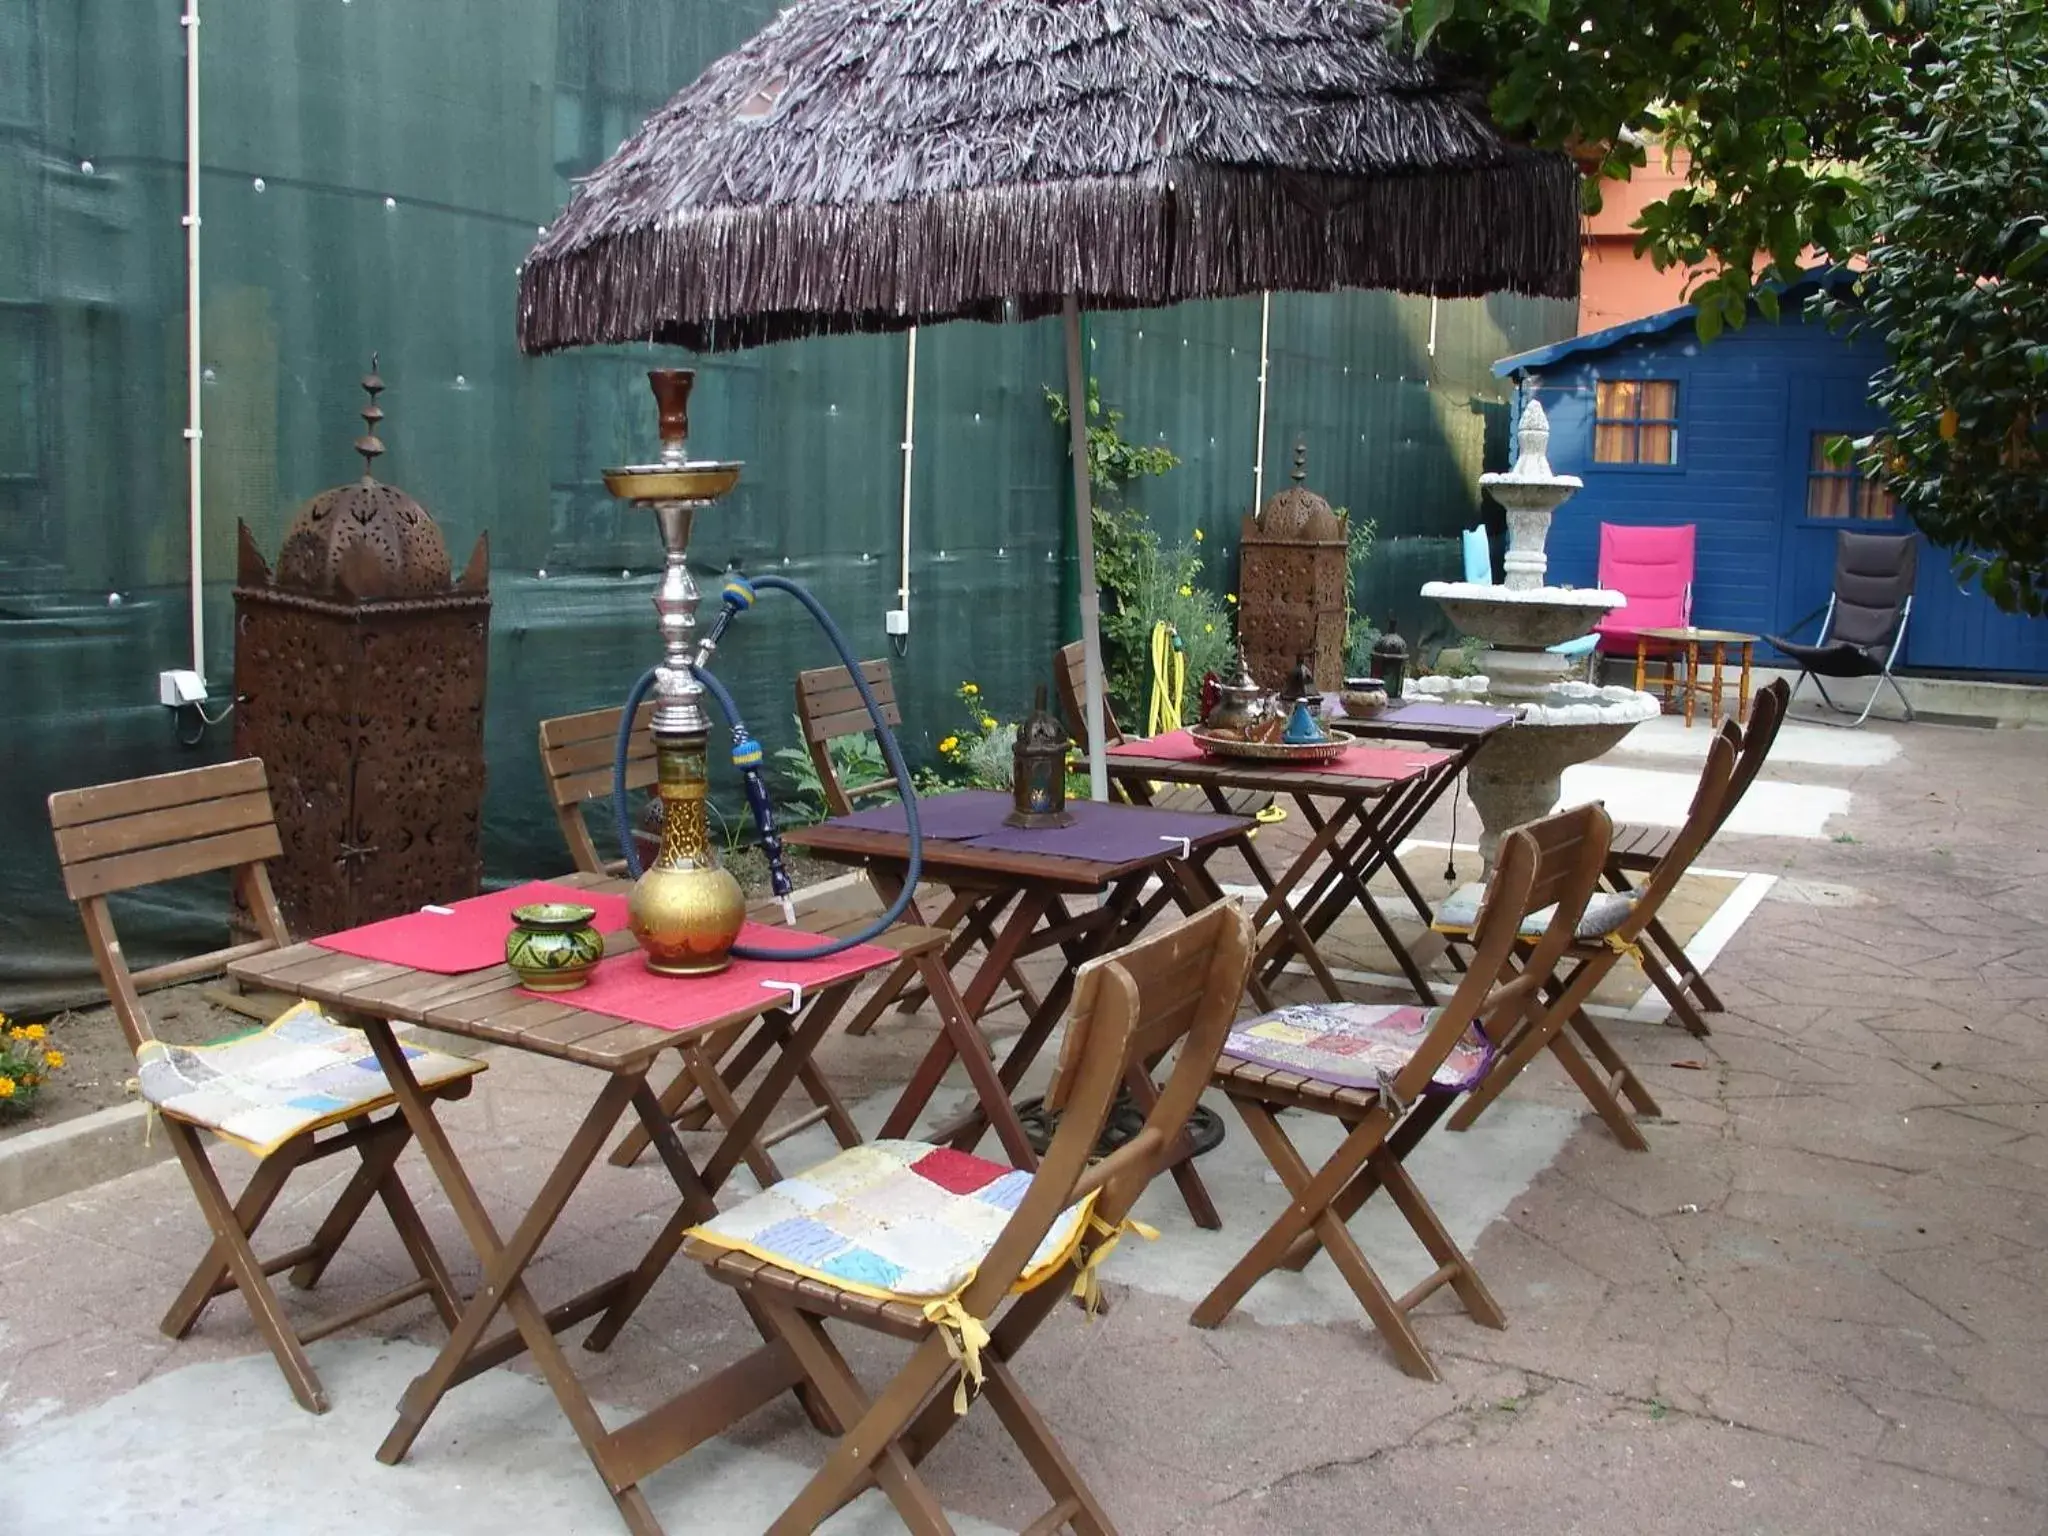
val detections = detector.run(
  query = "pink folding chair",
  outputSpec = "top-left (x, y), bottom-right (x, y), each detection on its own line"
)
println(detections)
top-left (1593, 523), bottom-right (1695, 653)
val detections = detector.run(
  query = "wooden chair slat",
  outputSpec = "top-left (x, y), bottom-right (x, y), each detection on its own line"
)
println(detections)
top-left (538, 700), bottom-right (656, 752)
top-left (800, 701), bottom-right (905, 745)
top-left (61, 824), bottom-right (285, 901)
top-left (53, 789), bottom-right (278, 865)
top-left (546, 732), bottom-right (659, 778)
top-left (47, 758), bottom-right (270, 830)
top-left (552, 761), bottom-right (656, 808)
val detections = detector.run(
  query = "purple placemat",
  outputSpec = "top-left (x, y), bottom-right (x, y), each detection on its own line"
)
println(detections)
top-left (966, 797), bottom-right (1244, 862)
top-left (835, 790), bottom-right (1011, 840)
top-left (827, 791), bottom-right (1243, 866)
top-left (1374, 701), bottom-right (1516, 729)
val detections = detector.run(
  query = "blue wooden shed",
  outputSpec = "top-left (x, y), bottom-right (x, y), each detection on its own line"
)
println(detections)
top-left (1493, 275), bottom-right (2048, 678)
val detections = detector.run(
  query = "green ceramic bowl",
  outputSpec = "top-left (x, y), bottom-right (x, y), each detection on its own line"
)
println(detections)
top-left (506, 903), bottom-right (604, 992)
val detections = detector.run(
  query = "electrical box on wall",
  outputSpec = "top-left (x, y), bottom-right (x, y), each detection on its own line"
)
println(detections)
top-left (884, 608), bottom-right (910, 636)
top-left (159, 669), bottom-right (207, 707)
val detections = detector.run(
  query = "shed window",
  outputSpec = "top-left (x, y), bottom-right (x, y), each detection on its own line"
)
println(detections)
top-left (1806, 433), bottom-right (1898, 521)
top-left (1593, 379), bottom-right (1680, 465)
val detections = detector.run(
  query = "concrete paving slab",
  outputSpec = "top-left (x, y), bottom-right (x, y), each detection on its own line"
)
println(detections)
top-left (0, 1339), bottom-right (1015, 1535)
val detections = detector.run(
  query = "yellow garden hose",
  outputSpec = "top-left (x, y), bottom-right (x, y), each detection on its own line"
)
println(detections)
top-left (1147, 620), bottom-right (1186, 738)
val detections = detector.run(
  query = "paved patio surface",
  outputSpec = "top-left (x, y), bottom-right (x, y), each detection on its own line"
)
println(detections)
top-left (3, 712), bottom-right (2044, 1534)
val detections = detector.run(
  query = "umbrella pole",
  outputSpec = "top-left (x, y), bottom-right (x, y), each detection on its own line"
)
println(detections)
top-left (1063, 292), bottom-right (1110, 802)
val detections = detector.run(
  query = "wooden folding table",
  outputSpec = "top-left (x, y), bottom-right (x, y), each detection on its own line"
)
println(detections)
top-left (1106, 705), bottom-right (1511, 1005)
top-left (784, 791), bottom-right (1254, 1227)
top-left (230, 875), bottom-right (945, 1536)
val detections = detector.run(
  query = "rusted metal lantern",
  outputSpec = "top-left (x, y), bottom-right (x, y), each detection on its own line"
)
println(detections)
top-left (1006, 685), bottom-right (1074, 829)
top-left (1238, 441), bottom-right (1350, 695)
top-left (1369, 617), bottom-right (1410, 699)
top-left (232, 358), bottom-right (491, 937)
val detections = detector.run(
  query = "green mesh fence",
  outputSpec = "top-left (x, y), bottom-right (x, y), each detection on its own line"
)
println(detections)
top-left (0, 0), bottom-right (1572, 1009)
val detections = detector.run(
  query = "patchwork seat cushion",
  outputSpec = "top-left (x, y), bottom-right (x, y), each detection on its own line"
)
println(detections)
top-left (135, 1002), bottom-right (484, 1157)
top-left (1222, 1001), bottom-right (1492, 1095)
top-left (1433, 882), bottom-right (1636, 942)
top-left (686, 1140), bottom-right (1091, 1302)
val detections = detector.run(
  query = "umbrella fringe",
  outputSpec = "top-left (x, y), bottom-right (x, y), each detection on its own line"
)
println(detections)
top-left (519, 158), bottom-right (1579, 355)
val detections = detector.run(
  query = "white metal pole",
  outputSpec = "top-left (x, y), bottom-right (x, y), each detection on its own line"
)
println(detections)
top-left (1063, 294), bottom-right (1109, 802)
top-left (897, 326), bottom-right (917, 621)
top-left (1252, 290), bottom-right (1272, 508)
top-left (181, 0), bottom-right (205, 686)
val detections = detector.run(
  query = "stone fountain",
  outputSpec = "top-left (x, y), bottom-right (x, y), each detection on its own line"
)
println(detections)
top-left (1415, 397), bottom-right (1659, 861)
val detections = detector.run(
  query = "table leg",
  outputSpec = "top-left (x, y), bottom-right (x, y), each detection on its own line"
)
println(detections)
top-left (1684, 638), bottom-right (1699, 727)
top-left (1711, 642), bottom-right (1726, 727)
top-left (1634, 637), bottom-right (1648, 695)
top-left (356, 1018), bottom-right (644, 1474)
top-left (878, 886), bottom-right (1048, 1151)
top-left (1738, 642), bottom-right (1753, 724)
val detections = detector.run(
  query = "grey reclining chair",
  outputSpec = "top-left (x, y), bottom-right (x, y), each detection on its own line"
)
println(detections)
top-left (1766, 531), bottom-right (1917, 727)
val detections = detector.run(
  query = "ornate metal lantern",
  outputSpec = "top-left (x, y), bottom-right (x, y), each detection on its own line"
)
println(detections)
top-left (233, 359), bottom-right (490, 936)
top-left (1006, 685), bottom-right (1074, 829)
top-left (1369, 617), bottom-right (1410, 699)
top-left (1238, 442), bottom-right (1350, 695)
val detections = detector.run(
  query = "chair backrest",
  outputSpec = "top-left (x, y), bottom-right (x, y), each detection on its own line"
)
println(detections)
top-left (1706, 677), bottom-right (1791, 841)
top-left (538, 700), bottom-right (657, 874)
top-left (1462, 526), bottom-right (1492, 585)
top-left (1437, 802), bottom-right (1614, 1071)
top-left (1597, 523), bottom-right (1695, 629)
top-left (1623, 726), bottom-right (1741, 942)
top-left (964, 901), bottom-right (1253, 1317)
top-left (1054, 641), bottom-right (1128, 749)
top-left (794, 659), bottom-right (903, 819)
top-left (47, 759), bottom-right (291, 1055)
top-left (1829, 531), bottom-right (1917, 655)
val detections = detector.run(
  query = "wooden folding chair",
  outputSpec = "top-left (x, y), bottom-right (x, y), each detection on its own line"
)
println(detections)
top-left (1603, 677), bottom-right (1790, 1024)
top-left (682, 900), bottom-right (1255, 1535)
top-left (47, 759), bottom-right (477, 1414)
top-left (1443, 728), bottom-right (1741, 1150)
top-left (1054, 641), bottom-right (1273, 819)
top-left (537, 703), bottom-right (862, 1178)
top-left (1192, 804), bottom-right (1612, 1381)
top-left (795, 657), bottom-right (1042, 1038)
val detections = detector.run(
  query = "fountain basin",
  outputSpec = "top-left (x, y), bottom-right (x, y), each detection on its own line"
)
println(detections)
top-left (1420, 580), bottom-right (1627, 649)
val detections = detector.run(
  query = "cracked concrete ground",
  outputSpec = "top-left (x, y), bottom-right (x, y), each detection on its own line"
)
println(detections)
top-left (2, 713), bottom-right (2044, 1533)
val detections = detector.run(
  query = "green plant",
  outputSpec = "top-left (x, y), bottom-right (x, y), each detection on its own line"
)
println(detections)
top-left (1095, 533), bottom-right (1236, 730)
top-left (771, 714), bottom-right (897, 826)
top-left (0, 1013), bottom-right (63, 1119)
top-left (1047, 380), bottom-right (1227, 727)
top-left (934, 683), bottom-right (1017, 790)
top-left (1338, 507), bottom-right (1378, 676)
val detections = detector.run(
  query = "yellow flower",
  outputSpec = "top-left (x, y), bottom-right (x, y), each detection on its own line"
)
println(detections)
top-left (981, 716), bottom-right (998, 731)
top-left (6, 1027), bottom-right (21, 1041)
top-left (0, 1078), bottom-right (15, 1099)
top-left (938, 735), bottom-right (960, 755)
top-left (1225, 593), bottom-right (1238, 605)
top-left (1178, 585), bottom-right (1193, 598)
top-left (42, 1050), bottom-right (64, 1070)
top-left (22, 1024), bottom-right (44, 1041)
top-left (961, 682), bottom-right (979, 695)
top-left (1193, 528), bottom-right (1204, 542)
top-left (1204, 624), bottom-right (1215, 634)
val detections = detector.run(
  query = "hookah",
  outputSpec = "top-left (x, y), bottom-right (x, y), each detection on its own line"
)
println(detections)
top-left (603, 369), bottom-right (921, 973)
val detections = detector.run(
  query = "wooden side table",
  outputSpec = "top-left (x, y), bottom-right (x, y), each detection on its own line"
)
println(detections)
top-left (1634, 626), bottom-right (1758, 727)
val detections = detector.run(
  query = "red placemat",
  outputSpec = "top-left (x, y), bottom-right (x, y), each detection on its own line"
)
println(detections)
top-left (524, 922), bottom-right (900, 1033)
top-left (313, 881), bottom-right (630, 975)
top-left (1109, 730), bottom-right (1449, 781)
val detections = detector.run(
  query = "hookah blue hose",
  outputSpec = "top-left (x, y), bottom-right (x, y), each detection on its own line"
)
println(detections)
top-left (612, 573), bottom-right (922, 961)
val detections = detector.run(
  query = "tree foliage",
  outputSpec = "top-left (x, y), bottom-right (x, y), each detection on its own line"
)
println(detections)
top-left (1824, 1), bottom-right (2048, 614)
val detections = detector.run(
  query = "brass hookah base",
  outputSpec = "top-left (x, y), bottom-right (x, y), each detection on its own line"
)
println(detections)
top-left (627, 730), bottom-right (746, 976)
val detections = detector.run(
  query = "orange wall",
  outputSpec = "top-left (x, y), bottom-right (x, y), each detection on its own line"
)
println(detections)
top-left (1578, 147), bottom-right (1702, 334)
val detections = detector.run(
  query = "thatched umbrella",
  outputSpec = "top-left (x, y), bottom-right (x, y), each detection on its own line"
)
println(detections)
top-left (517, 0), bottom-right (1580, 798)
